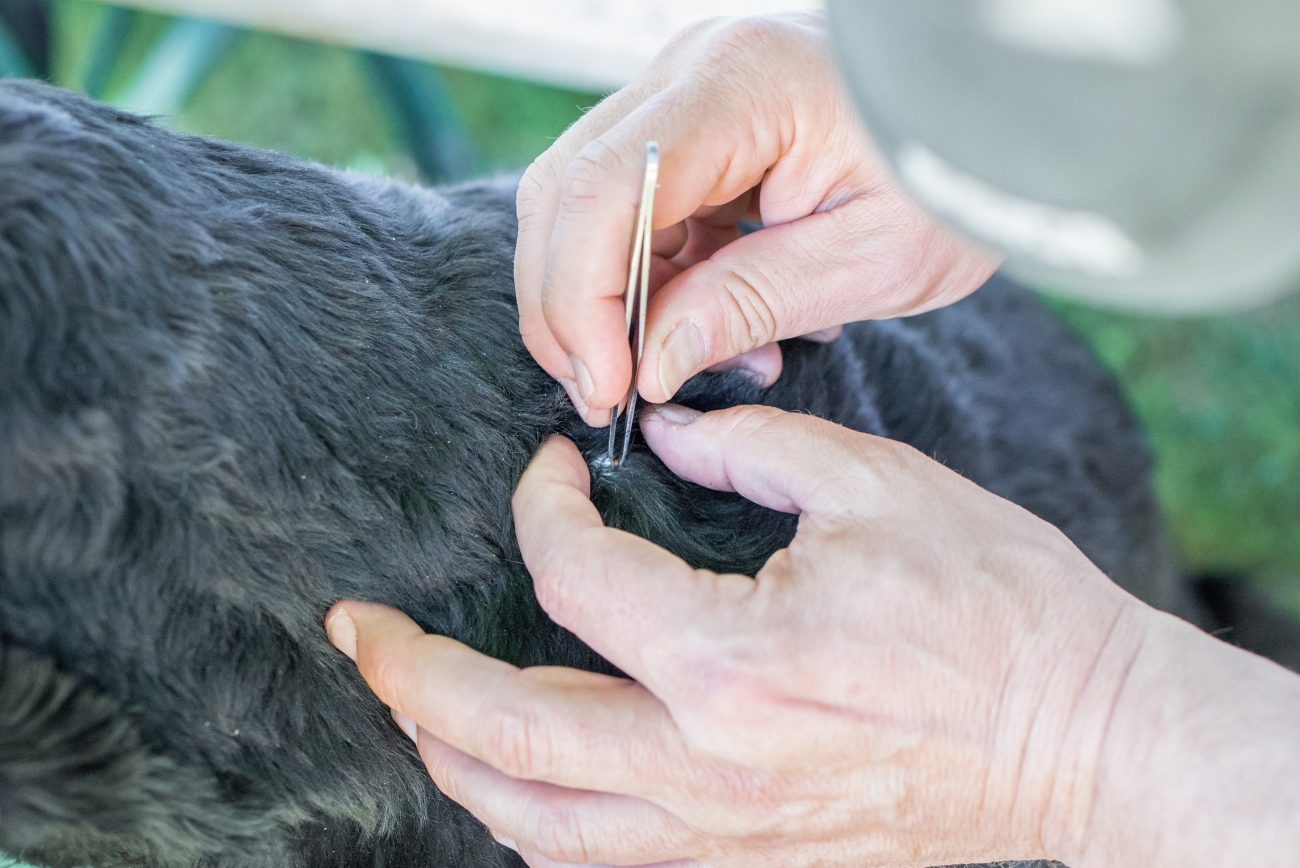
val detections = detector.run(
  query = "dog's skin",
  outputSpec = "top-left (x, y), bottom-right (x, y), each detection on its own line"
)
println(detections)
top-left (0, 79), bottom-right (1206, 868)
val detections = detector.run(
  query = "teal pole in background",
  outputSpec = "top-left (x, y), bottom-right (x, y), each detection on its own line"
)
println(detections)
top-left (82, 5), bottom-right (136, 98)
top-left (115, 16), bottom-right (233, 116)
top-left (0, 5), bottom-right (35, 78)
top-left (364, 51), bottom-right (477, 183)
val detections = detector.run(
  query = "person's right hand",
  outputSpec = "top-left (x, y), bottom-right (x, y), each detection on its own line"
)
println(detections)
top-left (516, 12), bottom-right (1000, 425)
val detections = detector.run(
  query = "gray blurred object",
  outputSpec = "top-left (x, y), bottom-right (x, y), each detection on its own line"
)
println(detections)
top-left (827, 0), bottom-right (1300, 313)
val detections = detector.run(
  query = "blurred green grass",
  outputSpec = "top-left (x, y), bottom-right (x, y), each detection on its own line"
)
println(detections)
top-left (1052, 295), bottom-right (1300, 614)
top-left (37, 2), bottom-right (1298, 618)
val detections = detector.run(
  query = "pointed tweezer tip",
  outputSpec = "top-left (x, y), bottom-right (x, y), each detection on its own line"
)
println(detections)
top-left (605, 415), bottom-right (618, 468)
top-left (602, 141), bottom-right (659, 473)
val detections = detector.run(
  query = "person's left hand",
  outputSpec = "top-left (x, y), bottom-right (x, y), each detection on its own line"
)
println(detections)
top-left (325, 405), bottom-right (1142, 868)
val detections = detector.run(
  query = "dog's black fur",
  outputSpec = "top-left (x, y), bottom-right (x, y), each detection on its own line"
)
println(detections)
top-left (0, 79), bottom-right (1212, 867)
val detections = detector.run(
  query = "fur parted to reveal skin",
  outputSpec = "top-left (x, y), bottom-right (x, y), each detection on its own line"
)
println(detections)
top-left (1, 79), bottom-right (1183, 868)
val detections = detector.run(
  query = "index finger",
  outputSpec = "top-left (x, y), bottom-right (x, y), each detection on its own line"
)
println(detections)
top-left (516, 63), bottom-right (794, 418)
top-left (512, 436), bottom-right (756, 689)
top-left (326, 600), bottom-right (701, 805)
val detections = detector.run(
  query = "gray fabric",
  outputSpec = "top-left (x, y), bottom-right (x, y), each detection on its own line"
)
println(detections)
top-left (829, 0), bottom-right (1300, 312)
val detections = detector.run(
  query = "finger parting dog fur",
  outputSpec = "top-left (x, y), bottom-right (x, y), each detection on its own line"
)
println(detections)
top-left (2, 79), bottom-right (1187, 868)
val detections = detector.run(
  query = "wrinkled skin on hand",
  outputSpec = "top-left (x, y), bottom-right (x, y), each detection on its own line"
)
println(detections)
top-left (514, 13), bottom-right (999, 425)
top-left (328, 406), bottom-right (1148, 868)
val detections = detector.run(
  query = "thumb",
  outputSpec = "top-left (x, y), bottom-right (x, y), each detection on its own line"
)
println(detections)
top-left (638, 196), bottom-right (998, 403)
top-left (639, 404), bottom-right (893, 518)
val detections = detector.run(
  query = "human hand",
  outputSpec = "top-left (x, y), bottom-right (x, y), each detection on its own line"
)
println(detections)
top-left (515, 13), bottom-right (1000, 426)
top-left (326, 405), bottom-right (1147, 868)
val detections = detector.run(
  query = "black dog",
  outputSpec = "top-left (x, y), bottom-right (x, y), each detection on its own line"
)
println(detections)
top-left (0, 79), bottom-right (1197, 868)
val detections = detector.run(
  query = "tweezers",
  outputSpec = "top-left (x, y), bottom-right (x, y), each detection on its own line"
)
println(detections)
top-left (606, 141), bottom-right (659, 469)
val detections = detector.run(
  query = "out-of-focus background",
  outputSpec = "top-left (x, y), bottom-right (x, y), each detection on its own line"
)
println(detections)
top-left (0, 0), bottom-right (1297, 622)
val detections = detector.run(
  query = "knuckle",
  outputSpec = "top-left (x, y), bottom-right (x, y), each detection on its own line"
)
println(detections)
top-left (515, 162), bottom-right (554, 228)
top-left (722, 403), bottom-right (786, 434)
top-left (695, 15), bottom-right (818, 87)
top-left (365, 645), bottom-right (413, 709)
top-left (827, 435), bottom-right (932, 517)
top-left (529, 802), bottom-right (595, 864)
top-left (477, 702), bottom-right (554, 780)
top-left (723, 406), bottom-right (808, 457)
top-left (657, 15), bottom-right (727, 63)
top-left (679, 15), bottom-right (729, 45)
top-left (557, 143), bottom-right (619, 217)
top-left (706, 16), bottom-right (786, 62)
top-left (530, 527), bottom-right (606, 618)
top-left (531, 542), bottom-right (577, 613)
top-left (849, 434), bottom-right (923, 484)
top-left (727, 407), bottom-right (875, 514)
top-left (716, 271), bottom-right (779, 352)
top-left (801, 472), bottom-right (863, 517)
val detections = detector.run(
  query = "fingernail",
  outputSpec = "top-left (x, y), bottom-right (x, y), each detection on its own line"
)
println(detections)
top-left (658, 321), bottom-right (705, 399)
top-left (559, 376), bottom-right (588, 413)
top-left (559, 377), bottom-right (611, 427)
top-left (491, 832), bottom-right (518, 852)
top-left (569, 355), bottom-right (596, 403)
top-left (326, 610), bottom-right (357, 662)
top-left (392, 710), bottom-right (417, 743)
top-left (649, 403), bottom-right (702, 426)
